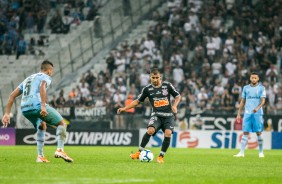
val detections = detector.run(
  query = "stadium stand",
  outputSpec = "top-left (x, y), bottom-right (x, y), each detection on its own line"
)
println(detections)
top-left (1, 0), bottom-right (281, 129)
top-left (52, 0), bottom-right (282, 120)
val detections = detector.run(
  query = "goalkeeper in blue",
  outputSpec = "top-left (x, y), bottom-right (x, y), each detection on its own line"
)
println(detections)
top-left (2, 60), bottom-right (73, 163)
top-left (234, 72), bottom-right (266, 158)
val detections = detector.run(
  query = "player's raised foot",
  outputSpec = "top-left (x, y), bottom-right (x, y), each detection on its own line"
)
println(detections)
top-left (259, 153), bottom-right (265, 158)
top-left (130, 151), bottom-right (140, 160)
top-left (36, 155), bottom-right (50, 163)
top-left (157, 156), bottom-right (164, 164)
top-left (233, 152), bottom-right (244, 157)
top-left (54, 149), bottom-right (73, 162)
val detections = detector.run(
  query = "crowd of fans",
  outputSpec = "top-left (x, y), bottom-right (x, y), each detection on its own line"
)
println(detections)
top-left (49, 0), bottom-right (282, 128)
top-left (0, 0), bottom-right (100, 58)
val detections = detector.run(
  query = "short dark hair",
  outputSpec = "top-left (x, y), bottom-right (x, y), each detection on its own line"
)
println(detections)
top-left (41, 60), bottom-right (53, 71)
top-left (250, 71), bottom-right (259, 76)
top-left (150, 68), bottom-right (160, 75)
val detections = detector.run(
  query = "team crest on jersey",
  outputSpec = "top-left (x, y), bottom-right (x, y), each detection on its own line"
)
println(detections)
top-left (149, 116), bottom-right (157, 125)
top-left (162, 88), bottom-right (168, 95)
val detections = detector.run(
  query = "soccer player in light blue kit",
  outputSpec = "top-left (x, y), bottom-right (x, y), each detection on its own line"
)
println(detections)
top-left (2, 60), bottom-right (73, 163)
top-left (234, 72), bottom-right (266, 158)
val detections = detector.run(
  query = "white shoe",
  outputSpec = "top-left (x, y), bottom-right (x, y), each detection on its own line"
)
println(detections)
top-left (54, 149), bottom-right (73, 162)
top-left (233, 152), bottom-right (244, 157)
top-left (36, 155), bottom-right (50, 163)
top-left (259, 153), bottom-right (264, 158)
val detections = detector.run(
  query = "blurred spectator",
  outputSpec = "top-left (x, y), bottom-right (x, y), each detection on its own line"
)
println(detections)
top-left (36, 8), bottom-right (47, 34)
top-left (25, 12), bottom-right (35, 33)
top-left (49, 95), bottom-right (57, 108)
top-left (86, 4), bottom-right (99, 21)
top-left (173, 63), bottom-right (184, 86)
top-left (265, 64), bottom-right (279, 82)
top-left (69, 88), bottom-right (77, 99)
top-left (124, 94), bottom-right (135, 129)
top-left (191, 114), bottom-right (203, 130)
top-left (48, 10), bottom-right (63, 33)
top-left (197, 88), bottom-right (208, 110)
top-left (56, 95), bottom-right (66, 107)
top-left (112, 90), bottom-right (125, 129)
top-left (53, 0), bottom-right (282, 127)
top-left (16, 36), bottom-right (27, 59)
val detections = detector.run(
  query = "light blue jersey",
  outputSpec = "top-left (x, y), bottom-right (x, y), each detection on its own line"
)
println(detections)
top-left (19, 73), bottom-right (51, 112)
top-left (242, 84), bottom-right (266, 114)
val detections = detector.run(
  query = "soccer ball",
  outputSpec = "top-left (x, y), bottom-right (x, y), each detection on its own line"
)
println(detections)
top-left (139, 150), bottom-right (154, 162)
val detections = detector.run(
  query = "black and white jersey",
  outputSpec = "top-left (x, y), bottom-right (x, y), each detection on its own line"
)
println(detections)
top-left (137, 81), bottom-right (180, 117)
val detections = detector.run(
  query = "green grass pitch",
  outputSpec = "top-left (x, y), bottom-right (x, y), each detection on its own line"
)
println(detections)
top-left (0, 146), bottom-right (281, 184)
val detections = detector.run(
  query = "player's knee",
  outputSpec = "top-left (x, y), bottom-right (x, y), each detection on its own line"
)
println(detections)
top-left (56, 125), bottom-right (67, 141)
top-left (38, 122), bottom-right (47, 130)
top-left (164, 129), bottom-right (172, 137)
top-left (147, 127), bottom-right (155, 135)
top-left (57, 120), bottom-right (67, 127)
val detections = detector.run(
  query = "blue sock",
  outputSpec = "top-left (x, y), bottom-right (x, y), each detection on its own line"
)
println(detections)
top-left (257, 135), bottom-right (263, 154)
top-left (56, 125), bottom-right (67, 150)
top-left (240, 135), bottom-right (248, 154)
top-left (36, 129), bottom-right (45, 156)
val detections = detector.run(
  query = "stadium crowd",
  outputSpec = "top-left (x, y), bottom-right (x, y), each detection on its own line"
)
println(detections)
top-left (51, 0), bottom-right (282, 128)
top-left (0, 0), bottom-right (100, 58)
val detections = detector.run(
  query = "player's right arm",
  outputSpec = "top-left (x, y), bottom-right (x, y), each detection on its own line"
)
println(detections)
top-left (2, 87), bottom-right (22, 127)
top-left (117, 100), bottom-right (140, 114)
top-left (236, 98), bottom-right (246, 121)
top-left (117, 86), bottom-right (148, 114)
top-left (236, 86), bottom-right (246, 121)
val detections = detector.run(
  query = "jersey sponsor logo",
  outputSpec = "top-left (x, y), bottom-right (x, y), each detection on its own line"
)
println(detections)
top-left (162, 89), bottom-right (168, 96)
top-left (149, 116), bottom-right (157, 125)
top-left (148, 88), bottom-right (154, 91)
top-left (21, 104), bottom-right (34, 109)
top-left (154, 99), bottom-right (169, 107)
top-left (152, 112), bottom-right (173, 116)
top-left (247, 96), bottom-right (260, 99)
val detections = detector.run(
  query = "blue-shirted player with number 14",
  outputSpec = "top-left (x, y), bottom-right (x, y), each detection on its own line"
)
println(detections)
top-left (2, 60), bottom-right (73, 163)
top-left (234, 72), bottom-right (266, 158)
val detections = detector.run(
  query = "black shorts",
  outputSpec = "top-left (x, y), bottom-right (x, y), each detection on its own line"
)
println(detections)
top-left (147, 116), bottom-right (175, 136)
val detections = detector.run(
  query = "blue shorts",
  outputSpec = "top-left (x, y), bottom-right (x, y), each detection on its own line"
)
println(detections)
top-left (22, 105), bottom-right (63, 130)
top-left (242, 114), bottom-right (264, 133)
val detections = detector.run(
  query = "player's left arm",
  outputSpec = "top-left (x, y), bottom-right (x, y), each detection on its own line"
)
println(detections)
top-left (2, 87), bottom-right (22, 128)
top-left (172, 95), bottom-right (181, 114)
top-left (168, 83), bottom-right (181, 113)
top-left (253, 98), bottom-right (265, 113)
top-left (40, 81), bottom-right (48, 117)
top-left (253, 86), bottom-right (266, 113)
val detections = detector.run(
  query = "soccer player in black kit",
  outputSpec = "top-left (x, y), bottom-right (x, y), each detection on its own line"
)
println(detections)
top-left (117, 68), bottom-right (181, 163)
